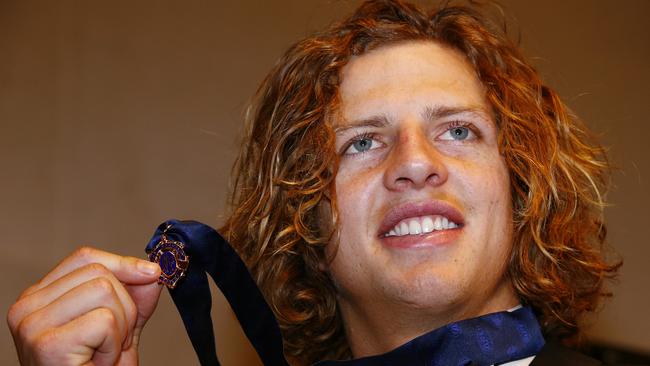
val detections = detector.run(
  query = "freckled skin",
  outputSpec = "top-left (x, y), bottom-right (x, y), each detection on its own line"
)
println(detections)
top-left (327, 41), bottom-right (518, 357)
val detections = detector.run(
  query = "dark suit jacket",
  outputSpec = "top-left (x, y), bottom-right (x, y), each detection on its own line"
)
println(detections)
top-left (530, 341), bottom-right (603, 366)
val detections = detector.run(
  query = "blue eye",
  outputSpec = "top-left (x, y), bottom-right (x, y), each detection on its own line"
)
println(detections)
top-left (439, 124), bottom-right (476, 141)
top-left (344, 135), bottom-right (379, 155)
top-left (450, 126), bottom-right (469, 140)
top-left (353, 138), bottom-right (373, 151)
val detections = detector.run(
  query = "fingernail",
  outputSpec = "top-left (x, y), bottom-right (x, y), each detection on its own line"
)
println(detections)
top-left (137, 260), bottom-right (159, 275)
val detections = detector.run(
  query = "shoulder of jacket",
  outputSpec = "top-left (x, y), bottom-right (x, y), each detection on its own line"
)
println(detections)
top-left (530, 341), bottom-right (603, 366)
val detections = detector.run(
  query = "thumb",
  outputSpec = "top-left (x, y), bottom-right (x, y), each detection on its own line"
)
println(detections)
top-left (125, 281), bottom-right (163, 342)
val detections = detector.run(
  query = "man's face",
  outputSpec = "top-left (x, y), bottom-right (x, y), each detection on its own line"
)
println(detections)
top-left (328, 41), bottom-right (517, 327)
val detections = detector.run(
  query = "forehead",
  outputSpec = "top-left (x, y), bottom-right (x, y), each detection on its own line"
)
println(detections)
top-left (335, 41), bottom-right (489, 124)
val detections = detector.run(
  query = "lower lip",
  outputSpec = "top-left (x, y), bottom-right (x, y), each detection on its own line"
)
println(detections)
top-left (379, 227), bottom-right (462, 249)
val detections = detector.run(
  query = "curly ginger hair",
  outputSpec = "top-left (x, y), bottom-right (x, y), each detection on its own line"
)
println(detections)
top-left (220, 0), bottom-right (621, 363)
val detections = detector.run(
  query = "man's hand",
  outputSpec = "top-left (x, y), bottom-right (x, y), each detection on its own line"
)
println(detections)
top-left (7, 246), bottom-right (163, 366)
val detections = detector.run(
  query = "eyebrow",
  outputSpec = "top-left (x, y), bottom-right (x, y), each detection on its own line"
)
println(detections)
top-left (334, 105), bottom-right (489, 135)
top-left (421, 105), bottom-right (489, 122)
top-left (333, 115), bottom-right (390, 134)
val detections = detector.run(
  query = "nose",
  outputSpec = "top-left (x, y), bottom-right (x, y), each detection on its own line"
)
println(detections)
top-left (383, 124), bottom-right (448, 191)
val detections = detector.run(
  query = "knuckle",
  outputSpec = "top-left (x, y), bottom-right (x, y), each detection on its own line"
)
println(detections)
top-left (89, 277), bottom-right (116, 299)
top-left (73, 246), bottom-right (98, 262)
top-left (95, 307), bottom-right (118, 328)
top-left (15, 313), bottom-right (39, 342)
top-left (32, 331), bottom-right (57, 355)
top-left (6, 302), bottom-right (22, 332)
top-left (85, 262), bottom-right (110, 276)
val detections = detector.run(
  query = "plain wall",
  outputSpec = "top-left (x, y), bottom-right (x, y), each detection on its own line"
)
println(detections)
top-left (1, 1), bottom-right (648, 364)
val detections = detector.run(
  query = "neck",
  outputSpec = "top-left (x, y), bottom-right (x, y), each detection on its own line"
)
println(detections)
top-left (339, 284), bottom-right (519, 358)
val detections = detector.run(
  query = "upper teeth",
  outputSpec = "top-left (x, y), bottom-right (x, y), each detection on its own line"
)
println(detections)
top-left (384, 215), bottom-right (459, 237)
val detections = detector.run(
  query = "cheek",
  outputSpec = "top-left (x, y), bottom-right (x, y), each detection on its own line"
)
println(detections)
top-left (459, 151), bottom-right (511, 208)
top-left (326, 165), bottom-right (383, 274)
top-left (334, 164), bottom-right (382, 234)
top-left (486, 157), bottom-right (512, 216)
top-left (454, 154), bottom-right (513, 248)
top-left (474, 157), bottom-right (513, 254)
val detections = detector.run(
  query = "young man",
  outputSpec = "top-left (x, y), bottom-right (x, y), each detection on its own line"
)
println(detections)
top-left (8, 1), bottom-right (619, 365)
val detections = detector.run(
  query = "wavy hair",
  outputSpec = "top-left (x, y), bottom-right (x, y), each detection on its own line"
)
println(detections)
top-left (220, 0), bottom-right (620, 363)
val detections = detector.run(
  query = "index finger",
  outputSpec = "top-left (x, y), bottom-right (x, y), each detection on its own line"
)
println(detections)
top-left (22, 246), bottom-right (160, 299)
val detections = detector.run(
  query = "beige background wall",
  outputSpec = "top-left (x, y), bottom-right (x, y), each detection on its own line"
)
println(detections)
top-left (1, 1), bottom-right (648, 364)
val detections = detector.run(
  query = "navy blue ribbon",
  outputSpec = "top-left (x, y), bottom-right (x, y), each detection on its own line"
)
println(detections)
top-left (146, 220), bottom-right (544, 366)
top-left (146, 219), bottom-right (289, 366)
top-left (315, 306), bottom-right (544, 366)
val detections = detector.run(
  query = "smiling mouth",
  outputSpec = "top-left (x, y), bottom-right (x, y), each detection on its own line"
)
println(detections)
top-left (383, 215), bottom-right (460, 237)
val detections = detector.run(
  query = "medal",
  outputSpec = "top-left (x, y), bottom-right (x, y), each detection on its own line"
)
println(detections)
top-left (147, 224), bottom-right (189, 289)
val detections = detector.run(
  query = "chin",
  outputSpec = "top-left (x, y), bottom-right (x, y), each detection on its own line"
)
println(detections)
top-left (384, 268), bottom-right (469, 310)
top-left (386, 265), bottom-right (513, 317)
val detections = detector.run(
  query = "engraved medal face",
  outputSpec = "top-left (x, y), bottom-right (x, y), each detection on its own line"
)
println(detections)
top-left (147, 233), bottom-right (189, 289)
